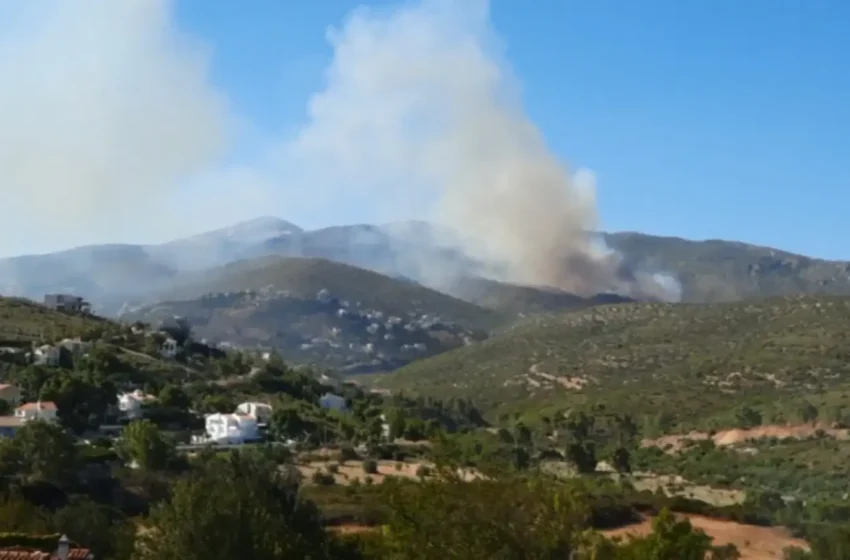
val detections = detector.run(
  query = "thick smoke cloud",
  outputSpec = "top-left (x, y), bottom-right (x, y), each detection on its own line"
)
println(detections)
top-left (0, 0), bottom-right (680, 302)
top-left (286, 0), bottom-right (681, 300)
top-left (0, 0), bottom-right (229, 252)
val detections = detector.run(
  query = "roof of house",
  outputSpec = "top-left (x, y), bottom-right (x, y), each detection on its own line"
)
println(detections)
top-left (120, 390), bottom-right (155, 401)
top-left (0, 547), bottom-right (91, 559)
top-left (0, 417), bottom-right (24, 428)
top-left (238, 401), bottom-right (272, 409)
top-left (16, 402), bottom-right (57, 412)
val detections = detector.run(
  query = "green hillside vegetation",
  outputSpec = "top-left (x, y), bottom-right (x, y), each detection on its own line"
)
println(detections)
top-left (0, 297), bottom-right (109, 341)
top-left (0, 298), bottom-right (847, 558)
top-left (163, 256), bottom-right (504, 332)
top-left (635, 434), bottom-right (850, 503)
top-left (377, 295), bottom-right (850, 431)
top-left (605, 232), bottom-right (850, 303)
top-left (448, 276), bottom-right (637, 316)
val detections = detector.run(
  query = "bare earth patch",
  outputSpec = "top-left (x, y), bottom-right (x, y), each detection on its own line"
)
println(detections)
top-left (526, 363), bottom-right (590, 391)
top-left (628, 473), bottom-right (745, 507)
top-left (603, 514), bottom-right (809, 559)
top-left (298, 459), bottom-right (424, 485)
top-left (543, 462), bottom-right (744, 507)
top-left (328, 524), bottom-right (379, 535)
top-left (642, 423), bottom-right (850, 453)
top-left (298, 459), bottom-right (482, 485)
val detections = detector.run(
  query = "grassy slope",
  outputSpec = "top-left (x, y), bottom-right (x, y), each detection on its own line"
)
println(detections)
top-left (0, 297), bottom-right (110, 341)
top-left (377, 295), bottom-right (850, 428)
top-left (448, 276), bottom-right (637, 316)
top-left (605, 231), bottom-right (850, 302)
top-left (164, 256), bottom-right (505, 331)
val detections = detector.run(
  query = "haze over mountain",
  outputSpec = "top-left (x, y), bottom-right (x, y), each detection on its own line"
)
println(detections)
top-left (1, 216), bottom-right (850, 319)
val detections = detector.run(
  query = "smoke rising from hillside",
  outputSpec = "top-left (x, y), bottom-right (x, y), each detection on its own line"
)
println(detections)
top-left (288, 0), bottom-right (681, 300)
top-left (0, 0), bottom-right (680, 302)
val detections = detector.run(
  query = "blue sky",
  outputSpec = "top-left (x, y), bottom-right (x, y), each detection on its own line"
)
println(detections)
top-left (172, 0), bottom-right (849, 259)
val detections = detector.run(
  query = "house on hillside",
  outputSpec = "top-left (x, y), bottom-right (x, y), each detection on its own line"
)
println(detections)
top-left (15, 401), bottom-right (58, 423)
top-left (43, 293), bottom-right (90, 314)
top-left (203, 413), bottom-right (260, 444)
top-left (58, 338), bottom-right (92, 354)
top-left (379, 413), bottom-right (391, 440)
top-left (319, 374), bottom-right (340, 388)
top-left (0, 401), bottom-right (57, 438)
top-left (319, 393), bottom-right (347, 412)
top-left (235, 402), bottom-right (273, 424)
top-left (0, 533), bottom-right (93, 559)
top-left (33, 344), bottom-right (61, 366)
top-left (160, 337), bottom-right (179, 359)
top-left (118, 390), bottom-right (156, 420)
top-left (0, 383), bottom-right (22, 405)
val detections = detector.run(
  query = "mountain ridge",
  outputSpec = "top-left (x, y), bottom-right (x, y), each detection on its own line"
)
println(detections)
top-left (2, 217), bottom-right (850, 316)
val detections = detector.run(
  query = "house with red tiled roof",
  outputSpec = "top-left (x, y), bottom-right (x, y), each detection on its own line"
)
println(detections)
top-left (0, 534), bottom-right (92, 559)
top-left (14, 401), bottom-right (58, 423)
top-left (0, 401), bottom-right (59, 438)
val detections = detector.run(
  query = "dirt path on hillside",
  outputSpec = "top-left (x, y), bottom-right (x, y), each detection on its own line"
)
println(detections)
top-left (603, 514), bottom-right (809, 559)
top-left (643, 423), bottom-right (850, 452)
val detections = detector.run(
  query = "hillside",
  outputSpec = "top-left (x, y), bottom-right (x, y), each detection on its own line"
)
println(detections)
top-left (158, 256), bottom-right (503, 331)
top-left (3, 218), bottom-right (850, 317)
top-left (0, 297), bottom-right (110, 341)
top-left (120, 257), bottom-right (501, 372)
top-left (376, 294), bottom-right (850, 429)
top-left (449, 276), bottom-right (637, 316)
top-left (604, 231), bottom-right (850, 302)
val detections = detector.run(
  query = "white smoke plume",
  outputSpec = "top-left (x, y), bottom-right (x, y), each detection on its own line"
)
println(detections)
top-left (0, 0), bottom-right (681, 302)
top-left (284, 0), bottom-right (681, 300)
top-left (0, 0), bottom-right (230, 253)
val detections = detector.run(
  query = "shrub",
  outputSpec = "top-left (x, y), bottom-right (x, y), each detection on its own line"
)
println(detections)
top-left (339, 445), bottom-right (359, 463)
top-left (311, 470), bottom-right (335, 486)
top-left (416, 464), bottom-right (431, 478)
top-left (362, 459), bottom-right (379, 474)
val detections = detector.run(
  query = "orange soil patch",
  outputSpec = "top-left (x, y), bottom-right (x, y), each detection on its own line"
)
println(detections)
top-left (603, 514), bottom-right (809, 559)
top-left (643, 424), bottom-right (850, 452)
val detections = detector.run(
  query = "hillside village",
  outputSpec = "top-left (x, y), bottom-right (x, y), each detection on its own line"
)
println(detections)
top-left (120, 285), bottom-right (485, 373)
top-left (0, 285), bottom-right (849, 558)
top-left (0, 296), bottom-right (401, 449)
top-left (0, 0), bottom-right (846, 554)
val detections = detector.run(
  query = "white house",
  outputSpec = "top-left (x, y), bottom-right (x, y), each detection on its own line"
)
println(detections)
top-left (118, 390), bottom-right (156, 420)
top-left (379, 413), bottom-right (391, 440)
top-left (204, 413), bottom-right (260, 444)
top-left (235, 402), bottom-right (273, 424)
top-left (15, 401), bottom-right (58, 423)
top-left (33, 344), bottom-right (60, 366)
top-left (319, 393), bottom-right (347, 411)
top-left (160, 337), bottom-right (179, 359)
top-left (58, 337), bottom-right (93, 354)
